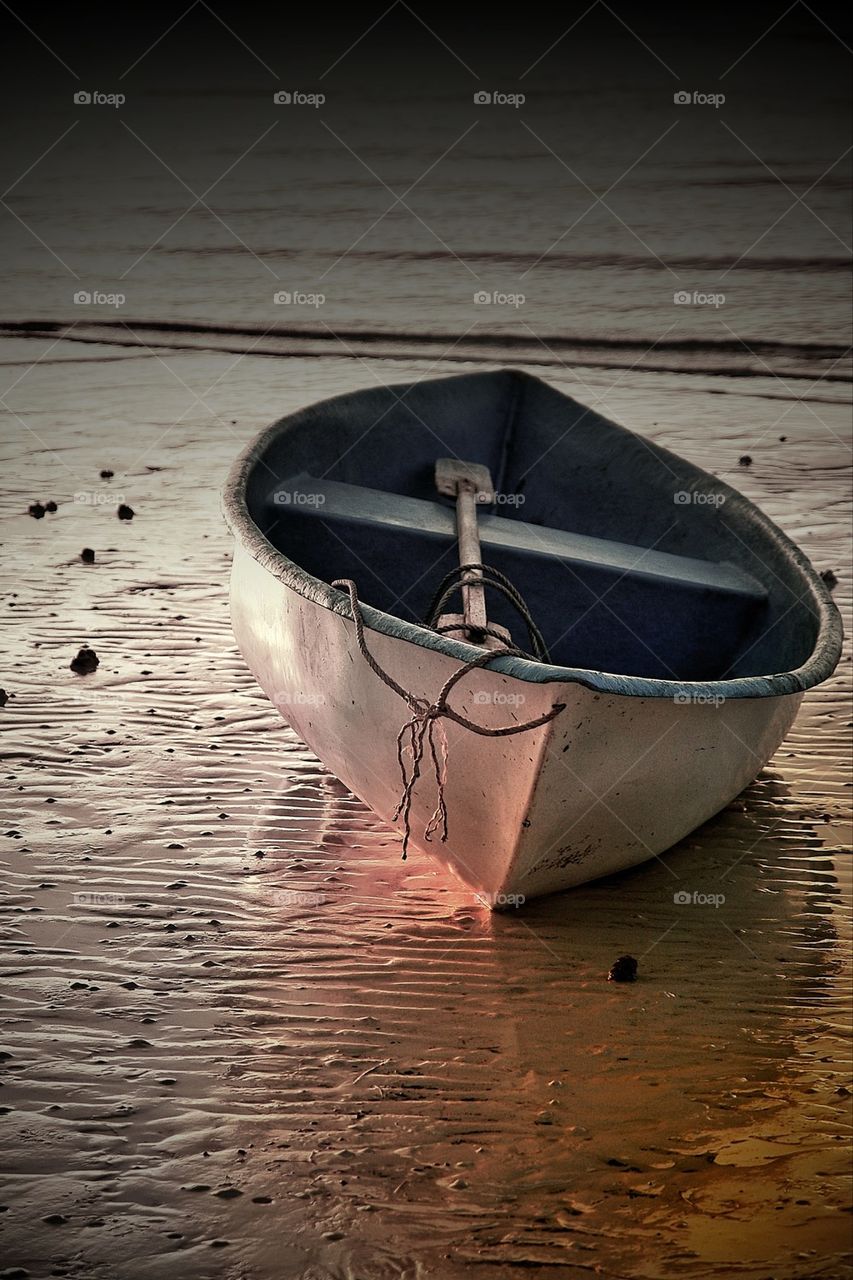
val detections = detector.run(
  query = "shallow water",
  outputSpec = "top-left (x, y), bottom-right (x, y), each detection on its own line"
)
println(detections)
top-left (0, 342), bottom-right (850, 1278)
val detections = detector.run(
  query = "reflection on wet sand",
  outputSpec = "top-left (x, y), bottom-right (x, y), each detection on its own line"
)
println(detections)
top-left (207, 770), bottom-right (851, 1277)
top-left (0, 347), bottom-right (849, 1278)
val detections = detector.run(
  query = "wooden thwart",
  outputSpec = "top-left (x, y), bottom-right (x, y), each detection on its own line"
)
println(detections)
top-left (269, 472), bottom-right (767, 606)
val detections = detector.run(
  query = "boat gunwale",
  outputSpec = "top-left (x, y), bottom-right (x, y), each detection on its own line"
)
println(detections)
top-left (223, 375), bottom-right (843, 701)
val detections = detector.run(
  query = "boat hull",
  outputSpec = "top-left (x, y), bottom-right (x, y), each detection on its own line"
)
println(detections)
top-left (230, 544), bottom-right (802, 904)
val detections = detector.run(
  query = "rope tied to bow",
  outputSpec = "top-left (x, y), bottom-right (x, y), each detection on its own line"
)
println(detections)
top-left (331, 578), bottom-right (565, 859)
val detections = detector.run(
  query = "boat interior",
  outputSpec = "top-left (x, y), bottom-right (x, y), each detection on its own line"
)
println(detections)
top-left (244, 371), bottom-right (823, 683)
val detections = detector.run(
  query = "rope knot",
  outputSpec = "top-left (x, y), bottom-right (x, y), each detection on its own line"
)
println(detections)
top-left (331, 578), bottom-right (565, 862)
top-left (407, 694), bottom-right (436, 719)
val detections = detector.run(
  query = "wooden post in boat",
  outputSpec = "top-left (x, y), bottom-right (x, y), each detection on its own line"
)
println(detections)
top-left (435, 458), bottom-right (510, 649)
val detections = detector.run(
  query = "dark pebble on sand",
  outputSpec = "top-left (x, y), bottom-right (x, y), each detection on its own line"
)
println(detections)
top-left (81, 548), bottom-right (95, 564)
top-left (608, 955), bottom-right (638, 983)
top-left (738, 455), bottom-right (752, 467)
top-left (70, 647), bottom-right (99, 675)
top-left (117, 504), bottom-right (134, 520)
top-left (28, 502), bottom-right (45, 519)
top-left (821, 569), bottom-right (838, 589)
top-left (0, 690), bottom-right (7, 707)
top-left (41, 1214), bottom-right (68, 1225)
top-left (45, 500), bottom-right (57, 512)
top-left (214, 1187), bottom-right (243, 1199)
top-left (252, 1195), bottom-right (273, 1204)
top-left (100, 469), bottom-right (114, 479)
top-left (0, 1269), bottom-right (31, 1278)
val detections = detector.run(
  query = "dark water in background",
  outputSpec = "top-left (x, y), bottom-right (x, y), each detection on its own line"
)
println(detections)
top-left (0, 4), bottom-right (850, 354)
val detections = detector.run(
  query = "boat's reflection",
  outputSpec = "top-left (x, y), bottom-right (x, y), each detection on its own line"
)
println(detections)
top-left (242, 764), bottom-right (846, 1078)
top-left (232, 769), bottom-right (849, 1272)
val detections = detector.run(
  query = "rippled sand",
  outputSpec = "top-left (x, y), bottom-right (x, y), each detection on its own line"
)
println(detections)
top-left (1, 340), bottom-right (851, 1278)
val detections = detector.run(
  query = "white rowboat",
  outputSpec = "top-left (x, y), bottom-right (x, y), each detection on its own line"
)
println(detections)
top-left (223, 372), bottom-right (842, 904)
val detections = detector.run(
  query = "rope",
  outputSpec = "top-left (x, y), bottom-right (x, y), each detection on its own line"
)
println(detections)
top-left (331, 578), bottom-right (565, 860)
top-left (423, 562), bottom-right (551, 662)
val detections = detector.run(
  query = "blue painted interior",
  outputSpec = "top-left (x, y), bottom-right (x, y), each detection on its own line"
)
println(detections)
top-left (264, 474), bottom-right (768, 679)
top-left (234, 370), bottom-right (838, 687)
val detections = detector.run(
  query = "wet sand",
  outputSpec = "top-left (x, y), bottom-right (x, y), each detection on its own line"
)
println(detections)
top-left (1, 336), bottom-right (850, 1278)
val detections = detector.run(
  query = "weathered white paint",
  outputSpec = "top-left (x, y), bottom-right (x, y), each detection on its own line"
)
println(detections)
top-left (230, 544), bottom-right (802, 905)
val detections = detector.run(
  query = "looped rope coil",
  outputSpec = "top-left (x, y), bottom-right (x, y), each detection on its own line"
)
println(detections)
top-left (332, 578), bottom-right (565, 859)
top-left (423, 562), bottom-right (552, 663)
